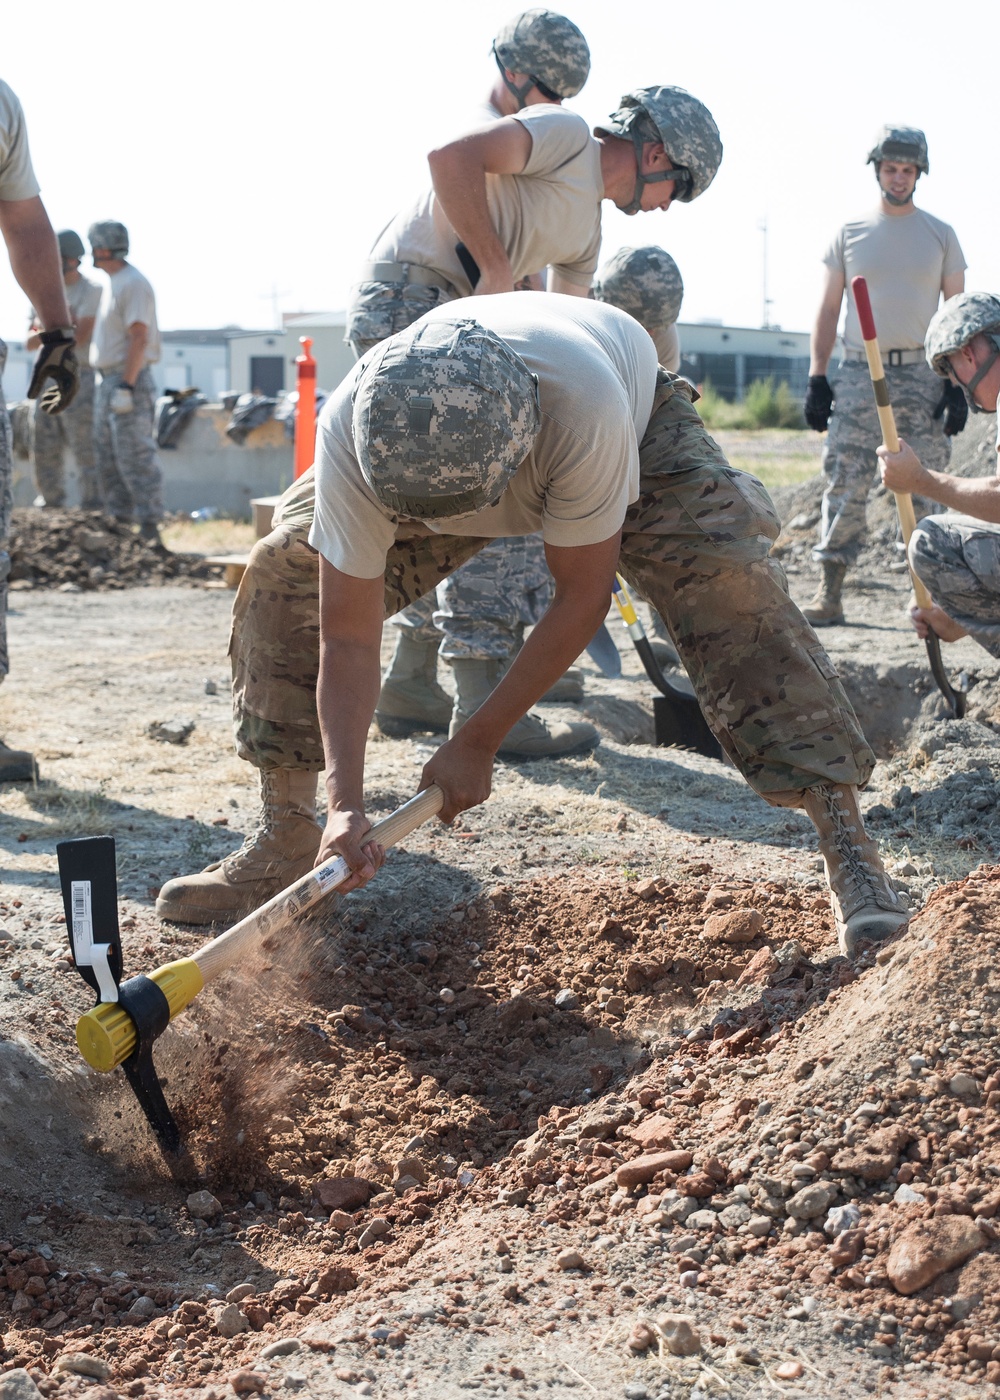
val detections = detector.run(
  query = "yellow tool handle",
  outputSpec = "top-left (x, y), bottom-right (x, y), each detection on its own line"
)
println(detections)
top-left (76, 784), bottom-right (445, 1072)
top-left (852, 276), bottom-right (934, 611)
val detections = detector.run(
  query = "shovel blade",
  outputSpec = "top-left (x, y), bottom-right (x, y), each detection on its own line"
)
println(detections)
top-left (653, 694), bottom-right (723, 761)
top-left (584, 622), bottom-right (622, 678)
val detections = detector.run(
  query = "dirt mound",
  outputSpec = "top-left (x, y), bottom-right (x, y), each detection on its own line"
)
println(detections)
top-left (7, 509), bottom-right (221, 590)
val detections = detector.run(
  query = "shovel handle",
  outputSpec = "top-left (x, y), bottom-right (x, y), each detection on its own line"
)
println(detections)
top-left (851, 276), bottom-right (933, 611)
top-left (194, 783), bottom-right (445, 982)
top-left (76, 785), bottom-right (445, 1072)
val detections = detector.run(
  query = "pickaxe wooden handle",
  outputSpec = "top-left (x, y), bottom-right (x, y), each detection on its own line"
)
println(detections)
top-left (851, 277), bottom-right (966, 717)
top-left (76, 783), bottom-right (445, 1073)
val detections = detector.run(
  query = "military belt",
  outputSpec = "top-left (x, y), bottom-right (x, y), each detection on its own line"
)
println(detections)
top-left (358, 261), bottom-right (455, 293)
top-left (842, 346), bottom-right (925, 368)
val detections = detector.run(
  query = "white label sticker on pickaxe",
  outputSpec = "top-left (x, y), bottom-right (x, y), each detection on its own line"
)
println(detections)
top-left (70, 879), bottom-right (119, 1004)
top-left (313, 857), bottom-right (350, 895)
top-left (70, 880), bottom-right (95, 958)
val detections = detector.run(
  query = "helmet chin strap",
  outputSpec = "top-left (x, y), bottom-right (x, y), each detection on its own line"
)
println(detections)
top-left (958, 339), bottom-right (1000, 414)
top-left (620, 124), bottom-right (686, 215)
top-left (493, 46), bottom-right (533, 110)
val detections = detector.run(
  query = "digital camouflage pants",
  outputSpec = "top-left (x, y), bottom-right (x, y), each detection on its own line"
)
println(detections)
top-left (0, 341), bottom-right (12, 683)
top-left (94, 367), bottom-right (163, 524)
top-left (32, 365), bottom-right (101, 508)
top-left (816, 359), bottom-right (950, 565)
top-left (909, 513), bottom-right (1000, 659)
top-left (231, 371), bottom-right (874, 799)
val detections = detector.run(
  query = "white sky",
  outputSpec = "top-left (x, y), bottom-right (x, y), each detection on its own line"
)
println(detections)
top-left (2, 0), bottom-right (998, 343)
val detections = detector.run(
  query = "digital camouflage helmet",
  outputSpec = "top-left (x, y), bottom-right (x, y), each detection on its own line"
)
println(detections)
top-left (87, 220), bottom-right (129, 258)
top-left (925, 292), bottom-right (1000, 413)
top-left (57, 229), bottom-right (86, 263)
top-left (867, 125), bottom-right (928, 205)
top-left (596, 86), bottom-right (723, 215)
top-left (353, 317), bottom-right (540, 519)
top-left (492, 9), bottom-right (590, 108)
top-left (592, 245), bottom-right (683, 331)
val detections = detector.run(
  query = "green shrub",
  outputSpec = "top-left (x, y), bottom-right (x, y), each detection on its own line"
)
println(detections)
top-left (694, 380), bottom-right (743, 429)
top-left (742, 377), bottom-right (805, 430)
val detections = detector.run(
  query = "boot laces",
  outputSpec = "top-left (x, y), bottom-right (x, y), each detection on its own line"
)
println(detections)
top-left (819, 790), bottom-right (897, 917)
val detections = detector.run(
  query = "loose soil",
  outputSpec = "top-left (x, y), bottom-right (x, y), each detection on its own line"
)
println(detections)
top-left (1, 424), bottom-right (999, 1399)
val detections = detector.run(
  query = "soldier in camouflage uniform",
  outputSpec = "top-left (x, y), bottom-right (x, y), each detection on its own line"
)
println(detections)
top-left (88, 220), bottom-right (165, 543)
top-left (877, 293), bottom-right (1000, 657)
top-left (290, 296), bottom-right (906, 960)
top-left (0, 79), bottom-right (79, 780)
top-left (803, 126), bottom-right (967, 625)
top-left (338, 10), bottom-right (593, 753)
top-left (157, 86), bottom-right (724, 927)
top-left (29, 230), bottom-right (103, 509)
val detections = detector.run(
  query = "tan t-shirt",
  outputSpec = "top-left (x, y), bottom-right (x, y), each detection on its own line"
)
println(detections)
top-left (91, 263), bottom-right (161, 370)
top-left (824, 207), bottom-right (966, 353)
top-left (0, 81), bottom-right (39, 201)
top-left (310, 293), bottom-right (657, 578)
top-left (367, 105), bottom-right (603, 297)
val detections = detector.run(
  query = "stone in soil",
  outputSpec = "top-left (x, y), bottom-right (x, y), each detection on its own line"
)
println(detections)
top-left (0, 1372), bottom-right (43, 1400)
top-left (656, 1312), bottom-right (701, 1355)
top-left (886, 1216), bottom-right (986, 1295)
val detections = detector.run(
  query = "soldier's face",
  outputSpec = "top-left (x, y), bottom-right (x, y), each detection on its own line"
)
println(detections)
top-left (635, 143), bottom-right (678, 214)
top-left (947, 339), bottom-right (1000, 413)
top-left (878, 161), bottom-right (918, 204)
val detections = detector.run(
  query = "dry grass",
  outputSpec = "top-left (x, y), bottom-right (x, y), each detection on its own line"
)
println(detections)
top-left (711, 428), bottom-right (822, 490)
top-left (161, 517), bottom-right (257, 555)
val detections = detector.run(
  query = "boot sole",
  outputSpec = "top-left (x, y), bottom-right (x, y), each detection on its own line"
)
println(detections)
top-left (374, 712), bottom-right (450, 737)
top-left (802, 615), bottom-right (844, 628)
top-left (838, 910), bottom-right (909, 959)
top-left (155, 894), bottom-right (260, 926)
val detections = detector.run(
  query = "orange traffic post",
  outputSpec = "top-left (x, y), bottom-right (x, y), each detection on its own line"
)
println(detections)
top-left (294, 336), bottom-right (316, 479)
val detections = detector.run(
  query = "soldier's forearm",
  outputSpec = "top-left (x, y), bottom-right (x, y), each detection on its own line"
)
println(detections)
top-left (920, 471), bottom-right (1000, 526)
top-left (0, 197), bottom-right (71, 331)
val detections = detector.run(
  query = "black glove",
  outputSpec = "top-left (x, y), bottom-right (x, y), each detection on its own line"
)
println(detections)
top-left (804, 374), bottom-right (834, 432)
top-left (933, 380), bottom-right (968, 437)
top-left (27, 329), bottom-right (79, 415)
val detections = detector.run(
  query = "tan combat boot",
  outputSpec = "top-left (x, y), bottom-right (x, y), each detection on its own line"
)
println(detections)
top-left (801, 561), bottom-right (847, 627)
top-left (155, 768), bottom-right (323, 925)
top-left (0, 739), bottom-right (37, 783)
top-left (449, 658), bottom-right (598, 758)
top-left (374, 632), bottom-right (452, 736)
top-left (802, 782), bottom-right (909, 957)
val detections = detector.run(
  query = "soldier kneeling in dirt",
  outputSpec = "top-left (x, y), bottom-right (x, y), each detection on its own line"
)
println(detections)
top-left (301, 294), bottom-right (906, 960)
top-left (878, 293), bottom-right (1000, 659)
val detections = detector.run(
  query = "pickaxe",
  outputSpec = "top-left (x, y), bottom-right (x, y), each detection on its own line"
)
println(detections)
top-left (852, 275), bottom-right (967, 718)
top-left (58, 784), bottom-right (444, 1164)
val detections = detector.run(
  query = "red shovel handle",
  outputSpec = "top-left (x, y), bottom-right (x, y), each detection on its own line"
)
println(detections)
top-left (852, 276), bottom-right (878, 343)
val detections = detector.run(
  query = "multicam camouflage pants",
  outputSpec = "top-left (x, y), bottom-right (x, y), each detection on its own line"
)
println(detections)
top-left (909, 513), bottom-right (1000, 658)
top-left (0, 341), bottom-right (11, 683)
top-left (32, 365), bottom-right (101, 508)
top-left (816, 359), bottom-right (950, 566)
top-left (232, 371), bottom-right (874, 798)
top-left (94, 367), bottom-right (163, 525)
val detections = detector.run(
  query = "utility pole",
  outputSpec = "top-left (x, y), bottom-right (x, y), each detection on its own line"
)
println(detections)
top-left (759, 219), bottom-right (773, 329)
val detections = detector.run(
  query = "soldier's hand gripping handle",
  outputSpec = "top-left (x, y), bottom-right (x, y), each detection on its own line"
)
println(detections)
top-left (804, 375), bottom-right (834, 432)
top-left (28, 329), bottom-right (79, 415)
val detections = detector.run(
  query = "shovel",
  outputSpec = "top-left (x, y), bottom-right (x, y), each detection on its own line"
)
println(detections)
top-left (611, 574), bottom-right (721, 760)
top-left (852, 276), bottom-right (967, 718)
top-left (58, 784), bottom-right (445, 1162)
